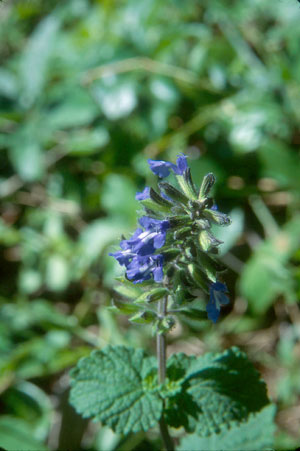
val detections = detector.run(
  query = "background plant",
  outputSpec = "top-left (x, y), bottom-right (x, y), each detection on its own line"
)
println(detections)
top-left (0, 0), bottom-right (300, 450)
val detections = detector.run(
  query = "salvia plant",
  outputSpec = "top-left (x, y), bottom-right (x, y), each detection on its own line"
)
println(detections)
top-left (69, 155), bottom-right (275, 450)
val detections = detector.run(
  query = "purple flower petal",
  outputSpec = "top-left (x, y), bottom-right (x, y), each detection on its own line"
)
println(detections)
top-left (148, 159), bottom-right (176, 178)
top-left (136, 187), bottom-right (150, 200)
top-left (148, 154), bottom-right (189, 178)
top-left (173, 153), bottom-right (189, 175)
top-left (206, 281), bottom-right (229, 323)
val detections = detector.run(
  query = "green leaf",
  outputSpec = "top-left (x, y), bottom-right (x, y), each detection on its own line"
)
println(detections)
top-left (45, 254), bottom-right (70, 292)
top-left (101, 174), bottom-right (139, 223)
top-left (65, 127), bottom-right (109, 155)
top-left (9, 124), bottom-right (44, 182)
top-left (80, 219), bottom-right (125, 263)
top-left (165, 347), bottom-right (270, 435)
top-left (20, 14), bottom-right (60, 107)
top-left (0, 416), bottom-right (47, 451)
top-left (2, 381), bottom-right (52, 443)
top-left (47, 89), bottom-right (99, 129)
top-left (178, 404), bottom-right (276, 451)
top-left (259, 140), bottom-right (300, 191)
top-left (93, 82), bottom-right (137, 120)
top-left (0, 68), bottom-right (18, 99)
top-left (69, 346), bottom-right (162, 434)
top-left (240, 215), bottom-right (300, 313)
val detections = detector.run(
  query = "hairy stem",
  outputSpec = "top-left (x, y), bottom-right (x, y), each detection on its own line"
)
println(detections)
top-left (157, 297), bottom-right (174, 451)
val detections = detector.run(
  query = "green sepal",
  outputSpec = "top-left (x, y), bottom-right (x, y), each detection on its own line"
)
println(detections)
top-left (177, 307), bottom-right (208, 320)
top-left (198, 251), bottom-right (226, 273)
top-left (129, 310), bottom-right (157, 324)
top-left (195, 218), bottom-right (210, 230)
top-left (203, 209), bottom-right (231, 226)
top-left (113, 281), bottom-right (143, 301)
top-left (199, 229), bottom-right (223, 252)
top-left (174, 287), bottom-right (196, 305)
top-left (174, 226), bottom-right (192, 240)
top-left (109, 298), bottom-right (141, 315)
top-left (142, 206), bottom-right (164, 219)
top-left (198, 172), bottom-right (216, 200)
top-left (187, 264), bottom-right (210, 292)
top-left (149, 187), bottom-right (173, 207)
top-left (169, 215), bottom-right (193, 228)
top-left (159, 182), bottom-right (189, 205)
top-left (176, 168), bottom-right (197, 199)
top-left (140, 198), bottom-right (170, 214)
top-left (135, 287), bottom-right (169, 304)
top-left (197, 252), bottom-right (223, 282)
top-left (161, 247), bottom-right (181, 262)
top-left (173, 266), bottom-right (197, 289)
top-left (69, 346), bottom-right (162, 434)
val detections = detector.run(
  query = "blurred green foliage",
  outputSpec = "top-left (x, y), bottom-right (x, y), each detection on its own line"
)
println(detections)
top-left (0, 0), bottom-right (300, 449)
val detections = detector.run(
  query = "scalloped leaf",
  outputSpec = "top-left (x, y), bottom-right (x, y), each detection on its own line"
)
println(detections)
top-left (178, 404), bottom-right (276, 451)
top-left (69, 346), bottom-right (162, 434)
top-left (165, 347), bottom-right (270, 435)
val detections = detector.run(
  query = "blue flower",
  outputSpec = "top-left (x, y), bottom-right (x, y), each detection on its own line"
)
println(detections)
top-left (139, 216), bottom-right (169, 249)
top-left (109, 217), bottom-right (169, 283)
top-left (148, 154), bottom-right (189, 178)
top-left (109, 228), bottom-right (142, 265)
top-left (147, 159), bottom-right (176, 178)
top-left (206, 282), bottom-right (229, 323)
top-left (123, 217), bottom-right (169, 256)
top-left (174, 153), bottom-right (188, 175)
top-left (136, 187), bottom-right (150, 200)
top-left (126, 254), bottom-right (164, 284)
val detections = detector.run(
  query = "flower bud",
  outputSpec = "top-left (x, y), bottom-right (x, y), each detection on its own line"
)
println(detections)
top-left (174, 227), bottom-right (192, 240)
top-left (199, 229), bottom-right (223, 252)
top-left (135, 287), bottom-right (169, 304)
top-left (199, 173), bottom-right (216, 200)
top-left (129, 310), bottom-right (157, 324)
top-left (110, 299), bottom-right (141, 315)
top-left (187, 264), bottom-right (210, 292)
top-left (203, 209), bottom-right (231, 226)
top-left (162, 248), bottom-right (181, 262)
top-left (156, 315), bottom-right (176, 334)
top-left (176, 168), bottom-right (197, 199)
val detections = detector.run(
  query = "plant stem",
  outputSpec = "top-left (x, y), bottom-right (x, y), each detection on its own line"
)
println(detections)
top-left (157, 297), bottom-right (174, 451)
top-left (159, 416), bottom-right (174, 451)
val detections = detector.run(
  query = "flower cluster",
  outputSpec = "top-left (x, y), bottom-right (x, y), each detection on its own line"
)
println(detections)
top-left (110, 154), bottom-right (230, 323)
